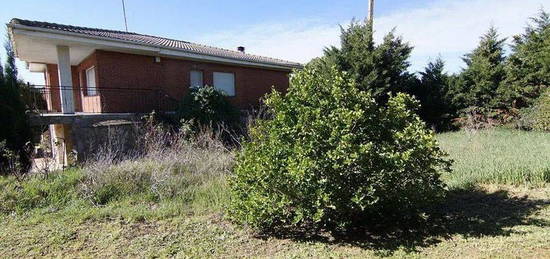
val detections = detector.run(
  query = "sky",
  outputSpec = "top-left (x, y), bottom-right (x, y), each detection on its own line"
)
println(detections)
top-left (0, 0), bottom-right (547, 85)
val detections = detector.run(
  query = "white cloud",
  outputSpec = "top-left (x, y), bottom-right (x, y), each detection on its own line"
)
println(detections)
top-left (198, 0), bottom-right (546, 74)
top-left (196, 19), bottom-right (341, 64)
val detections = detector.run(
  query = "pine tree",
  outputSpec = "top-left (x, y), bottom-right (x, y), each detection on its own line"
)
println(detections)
top-left (459, 26), bottom-right (507, 110)
top-left (0, 62), bottom-right (6, 108)
top-left (4, 34), bottom-right (18, 88)
top-left (0, 33), bottom-right (32, 174)
top-left (412, 58), bottom-right (455, 130)
top-left (498, 9), bottom-right (550, 109)
top-left (0, 61), bottom-right (4, 84)
top-left (447, 73), bottom-right (469, 112)
top-left (323, 20), bottom-right (414, 104)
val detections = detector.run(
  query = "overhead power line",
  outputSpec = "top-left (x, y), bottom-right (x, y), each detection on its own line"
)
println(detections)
top-left (122, 0), bottom-right (128, 32)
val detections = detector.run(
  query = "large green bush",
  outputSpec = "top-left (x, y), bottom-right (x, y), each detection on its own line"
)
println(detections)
top-left (229, 65), bottom-right (451, 231)
top-left (176, 86), bottom-right (240, 130)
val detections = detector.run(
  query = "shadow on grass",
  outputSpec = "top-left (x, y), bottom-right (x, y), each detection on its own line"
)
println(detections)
top-left (258, 188), bottom-right (550, 255)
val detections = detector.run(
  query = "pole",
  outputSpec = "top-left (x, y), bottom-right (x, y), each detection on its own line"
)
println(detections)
top-left (122, 0), bottom-right (128, 32)
top-left (368, 0), bottom-right (375, 28)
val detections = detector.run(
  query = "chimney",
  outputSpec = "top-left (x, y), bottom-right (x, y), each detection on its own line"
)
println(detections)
top-left (237, 46), bottom-right (245, 53)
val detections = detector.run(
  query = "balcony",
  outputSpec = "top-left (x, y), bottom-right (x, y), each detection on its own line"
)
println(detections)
top-left (27, 85), bottom-right (179, 125)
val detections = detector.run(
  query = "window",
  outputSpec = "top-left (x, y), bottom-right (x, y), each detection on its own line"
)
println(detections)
top-left (190, 70), bottom-right (203, 88)
top-left (86, 67), bottom-right (97, 96)
top-left (213, 72), bottom-right (235, 96)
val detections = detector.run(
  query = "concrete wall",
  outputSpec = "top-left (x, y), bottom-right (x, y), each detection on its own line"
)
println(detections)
top-left (71, 119), bottom-right (140, 162)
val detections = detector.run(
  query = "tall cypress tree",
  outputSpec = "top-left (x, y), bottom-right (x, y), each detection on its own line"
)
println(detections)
top-left (498, 9), bottom-right (550, 109)
top-left (412, 58), bottom-right (455, 130)
top-left (4, 34), bottom-right (18, 88)
top-left (459, 26), bottom-right (507, 110)
top-left (0, 32), bottom-right (32, 174)
top-left (323, 20), bottom-right (414, 104)
top-left (0, 61), bottom-right (4, 84)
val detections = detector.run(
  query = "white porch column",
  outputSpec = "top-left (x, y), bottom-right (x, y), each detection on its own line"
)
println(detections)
top-left (56, 45), bottom-right (75, 114)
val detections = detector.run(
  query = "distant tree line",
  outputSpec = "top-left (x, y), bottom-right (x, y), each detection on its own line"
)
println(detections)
top-left (312, 9), bottom-right (550, 131)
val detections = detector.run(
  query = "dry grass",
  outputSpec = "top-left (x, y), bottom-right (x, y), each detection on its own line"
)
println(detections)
top-left (0, 120), bottom-right (234, 217)
top-left (1, 127), bottom-right (549, 257)
top-left (79, 127), bottom-right (233, 205)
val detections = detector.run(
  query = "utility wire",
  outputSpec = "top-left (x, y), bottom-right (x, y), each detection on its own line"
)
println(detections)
top-left (122, 0), bottom-right (128, 32)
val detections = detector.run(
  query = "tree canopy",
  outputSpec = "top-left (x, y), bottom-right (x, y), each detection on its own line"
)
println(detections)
top-left (323, 20), bottom-right (414, 104)
top-left (230, 64), bottom-right (449, 231)
top-left (498, 9), bottom-right (550, 109)
top-left (457, 26), bottom-right (507, 110)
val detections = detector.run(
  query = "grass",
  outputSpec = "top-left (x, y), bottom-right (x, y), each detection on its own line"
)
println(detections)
top-left (438, 128), bottom-right (550, 189)
top-left (1, 128), bottom-right (549, 257)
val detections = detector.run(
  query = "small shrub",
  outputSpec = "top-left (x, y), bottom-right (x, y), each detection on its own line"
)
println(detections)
top-left (229, 65), bottom-right (451, 232)
top-left (176, 86), bottom-right (241, 131)
top-left (518, 89), bottom-right (550, 131)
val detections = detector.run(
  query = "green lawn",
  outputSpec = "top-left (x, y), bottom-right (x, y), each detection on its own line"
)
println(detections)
top-left (1, 129), bottom-right (549, 258)
top-left (438, 128), bottom-right (550, 189)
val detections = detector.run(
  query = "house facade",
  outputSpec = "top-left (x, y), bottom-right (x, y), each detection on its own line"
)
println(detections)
top-left (8, 18), bottom-right (301, 167)
top-left (42, 49), bottom-right (294, 113)
top-left (9, 19), bottom-right (301, 114)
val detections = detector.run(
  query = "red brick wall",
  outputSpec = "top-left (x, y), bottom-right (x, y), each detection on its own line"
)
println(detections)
top-left (45, 63), bottom-right (87, 112)
top-left (44, 50), bottom-right (291, 113)
top-left (76, 52), bottom-right (101, 113)
top-left (44, 54), bottom-right (99, 112)
top-left (95, 50), bottom-right (290, 111)
top-left (45, 64), bottom-right (61, 112)
top-left (94, 50), bottom-right (164, 112)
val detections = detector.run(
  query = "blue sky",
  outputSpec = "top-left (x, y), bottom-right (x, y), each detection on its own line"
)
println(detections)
top-left (0, 0), bottom-right (546, 84)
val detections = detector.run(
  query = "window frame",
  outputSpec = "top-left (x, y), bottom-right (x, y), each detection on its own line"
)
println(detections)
top-left (212, 71), bottom-right (236, 97)
top-left (189, 70), bottom-right (204, 89)
top-left (85, 66), bottom-right (98, 96)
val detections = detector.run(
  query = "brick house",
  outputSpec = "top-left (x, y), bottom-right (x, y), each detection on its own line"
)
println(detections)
top-left (8, 18), bottom-right (301, 167)
top-left (9, 18), bottom-right (301, 113)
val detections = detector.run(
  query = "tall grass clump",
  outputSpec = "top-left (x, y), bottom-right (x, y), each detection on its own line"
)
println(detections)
top-left (80, 117), bottom-right (234, 208)
top-left (438, 128), bottom-right (550, 189)
top-left (0, 116), bottom-right (234, 216)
